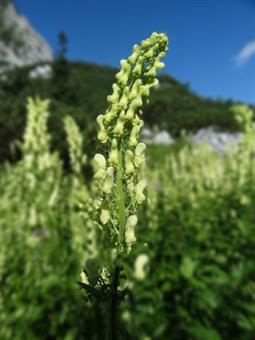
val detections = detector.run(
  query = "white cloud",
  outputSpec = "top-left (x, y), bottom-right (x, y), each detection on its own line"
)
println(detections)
top-left (234, 39), bottom-right (255, 66)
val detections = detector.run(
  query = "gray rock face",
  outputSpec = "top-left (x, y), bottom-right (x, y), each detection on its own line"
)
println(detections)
top-left (29, 64), bottom-right (52, 79)
top-left (142, 128), bottom-right (174, 145)
top-left (190, 127), bottom-right (241, 154)
top-left (0, 2), bottom-right (53, 71)
top-left (142, 127), bottom-right (241, 154)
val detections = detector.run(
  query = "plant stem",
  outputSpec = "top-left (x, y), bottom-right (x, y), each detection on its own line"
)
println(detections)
top-left (95, 300), bottom-right (105, 340)
top-left (117, 149), bottom-right (125, 246)
top-left (109, 264), bottom-right (120, 340)
top-left (110, 149), bottom-right (125, 339)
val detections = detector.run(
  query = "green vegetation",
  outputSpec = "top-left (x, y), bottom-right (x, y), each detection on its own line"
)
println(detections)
top-left (0, 98), bottom-right (92, 339)
top-left (78, 32), bottom-right (168, 339)
top-left (0, 96), bottom-right (255, 339)
top-left (0, 55), bottom-right (253, 163)
top-left (1, 30), bottom-right (255, 339)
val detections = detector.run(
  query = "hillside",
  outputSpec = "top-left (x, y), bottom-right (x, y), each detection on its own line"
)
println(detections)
top-left (0, 59), bottom-right (252, 162)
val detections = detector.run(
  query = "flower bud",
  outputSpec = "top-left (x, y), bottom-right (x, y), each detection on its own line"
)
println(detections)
top-left (134, 143), bottom-right (146, 167)
top-left (146, 66), bottom-right (157, 78)
top-left (102, 167), bottom-right (114, 194)
top-left (129, 125), bottom-right (140, 147)
top-left (107, 83), bottom-right (120, 104)
top-left (109, 139), bottom-right (118, 166)
top-left (139, 84), bottom-right (150, 97)
top-left (124, 107), bottom-right (135, 121)
top-left (141, 38), bottom-right (152, 49)
top-left (127, 181), bottom-right (135, 196)
top-left (133, 96), bottom-right (143, 109)
top-left (134, 254), bottom-right (149, 280)
top-left (116, 59), bottom-right (131, 86)
top-left (133, 114), bottom-right (143, 126)
top-left (125, 97), bottom-right (143, 121)
top-left (129, 79), bottom-right (142, 100)
top-left (135, 179), bottom-right (147, 204)
top-left (119, 87), bottom-right (130, 110)
top-left (93, 198), bottom-right (102, 210)
top-left (94, 154), bottom-right (106, 179)
top-left (97, 115), bottom-right (108, 143)
top-left (128, 44), bottom-right (140, 64)
top-left (80, 271), bottom-right (89, 285)
top-left (113, 112), bottom-right (125, 137)
top-left (100, 208), bottom-right (110, 225)
top-left (104, 105), bottom-right (119, 124)
top-left (144, 48), bottom-right (155, 59)
top-left (125, 150), bottom-right (134, 175)
top-left (132, 56), bottom-right (144, 76)
top-left (151, 32), bottom-right (158, 40)
top-left (125, 215), bottom-right (138, 252)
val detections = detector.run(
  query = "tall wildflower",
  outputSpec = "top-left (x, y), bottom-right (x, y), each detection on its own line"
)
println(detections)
top-left (64, 115), bottom-right (94, 259)
top-left (23, 98), bottom-right (60, 177)
top-left (64, 115), bottom-right (87, 178)
top-left (231, 104), bottom-right (254, 134)
top-left (80, 33), bottom-right (168, 332)
top-left (230, 104), bottom-right (255, 187)
top-left (20, 98), bottom-right (62, 231)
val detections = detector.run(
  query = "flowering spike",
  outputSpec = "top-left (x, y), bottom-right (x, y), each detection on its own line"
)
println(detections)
top-left (64, 115), bottom-right (86, 175)
top-left (88, 32), bottom-right (168, 290)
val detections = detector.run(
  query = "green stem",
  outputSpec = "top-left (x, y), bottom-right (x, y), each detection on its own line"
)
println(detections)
top-left (117, 149), bottom-right (125, 246)
top-left (109, 264), bottom-right (120, 340)
top-left (107, 150), bottom-right (124, 339)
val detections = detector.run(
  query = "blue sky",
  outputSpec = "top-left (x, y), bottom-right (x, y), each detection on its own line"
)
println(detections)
top-left (16, 0), bottom-right (255, 104)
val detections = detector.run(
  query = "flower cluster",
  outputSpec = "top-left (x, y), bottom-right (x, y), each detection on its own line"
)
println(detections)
top-left (23, 98), bottom-right (59, 175)
top-left (64, 115), bottom-right (87, 177)
top-left (87, 32), bottom-right (168, 277)
top-left (20, 99), bottom-right (62, 225)
top-left (231, 104), bottom-right (254, 133)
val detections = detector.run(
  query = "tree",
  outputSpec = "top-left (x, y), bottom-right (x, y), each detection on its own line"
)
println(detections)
top-left (51, 31), bottom-right (70, 100)
top-left (57, 30), bottom-right (68, 60)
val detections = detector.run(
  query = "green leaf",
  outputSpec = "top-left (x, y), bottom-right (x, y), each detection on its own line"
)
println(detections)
top-left (190, 323), bottom-right (221, 340)
top-left (180, 257), bottom-right (196, 279)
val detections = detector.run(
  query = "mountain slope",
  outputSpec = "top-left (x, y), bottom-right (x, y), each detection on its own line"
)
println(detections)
top-left (0, 0), bottom-right (53, 71)
top-left (0, 60), bottom-right (251, 163)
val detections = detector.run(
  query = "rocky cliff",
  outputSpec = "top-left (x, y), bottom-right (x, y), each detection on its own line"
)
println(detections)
top-left (0, 1), bottom-right (53, 71)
